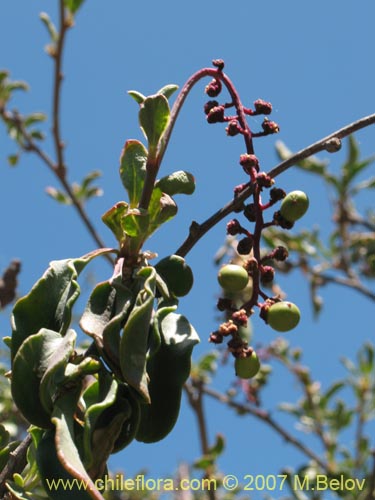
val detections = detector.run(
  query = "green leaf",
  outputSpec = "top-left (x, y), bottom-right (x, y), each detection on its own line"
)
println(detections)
top-left (63, 0), bottom-right (86, 14)
top-left (147, 188), bottom-right (177, 236)
top-left (40, 12), bottom-right (58, 42)
top-left (120, 267), bottom-right (156, 402)
top-left (46, 186), bottom-right (72, 205)
top-left (119, 140), bottom-right (148, 207)
top-left (155, 170), bottom-right (195, 196)
top-left (194, 434), bottom-right (225, 470)
top-left (0, 424), bottom-right (19, 473)
top-left (128, 90), bottom-right (146, 104)
top-left (80, 281), bottom-right (117, 341)
top-left (121, 208), bottom-right (150, 238)
top-left (101, 201), bottom-right (128, 243)
top-left (37, 391), bottom-right (104, 500)
top-left (351, 176), bottom-right (375, 194)
top-left (319, 381), bottom-right (345, 409)
top-left (0, 71), bottom-right (9, 85)
top-left (7, 153), bottom-right (19, 167)
top-left (83, 376), bottom-right (137, 477)
top-left (11, 250), bottom-right (115, 361)
top-left (136, 312), bottom-right (199, 443)
top-left (39, 330), bottom-right (78, 415)
top-left (24, 112), bottom-right (47, 127)
top-left (71, 171), bottom-right (103, 203)
top-left (341, 136), bottom-right (375, 189)
top-left (82, 373), bottom-right (119, 471)
top-left (157, 84), bottom-right (179, 100)
top-left (139, 94), bottom-right (170, 153)
top-left (102, 281), bottom-right (134, 369)
top-left (11, 329), bottom-right (73, 428)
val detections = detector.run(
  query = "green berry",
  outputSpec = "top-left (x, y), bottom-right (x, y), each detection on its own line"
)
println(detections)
top-left (155, 255), bottom-right (193, 297)
top-left (218, 264), bottom-right (249, 292)
top-left (237, 323), bottom-right (253, 344)
top-left (267, 301), bottom-right (300, 332)
top-left (280, 190), bottom-right (309, 222)
top-left (235, 351), bottom-right (260, 379)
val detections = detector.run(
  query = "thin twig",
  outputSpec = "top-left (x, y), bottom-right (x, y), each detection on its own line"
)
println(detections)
top-left (176, 113), bottom-right (375, 257)
top-left (315, 272), bottom-right (375, 302)
top-left (0, 434), bottom-right (32, 498)
top-left (53, 0), bottom-right (69, 178)
top-left (202, 385), bottom-right (331, 473)
top-left (184, 383), bottom-right (217, 500)
top-left (0, 110), bottom-right (113, 263)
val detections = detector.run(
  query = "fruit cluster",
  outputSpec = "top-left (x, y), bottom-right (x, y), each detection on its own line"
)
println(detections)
top-left (204, 60), bottom-right (309, 379)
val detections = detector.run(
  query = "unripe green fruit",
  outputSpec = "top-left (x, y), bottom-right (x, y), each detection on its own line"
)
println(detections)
top-left (267, 301), bottom-right (300, 332)
top-left (218, 264), bottom-right (249, 292)
top-left (238, 322), bottom-right (252, 344)
top-left (235, 351), bottom-right (260, 379)
top-left (280, 190), bottom-right (309, 222)
top-left (155, 255), bottom-right (193, 297)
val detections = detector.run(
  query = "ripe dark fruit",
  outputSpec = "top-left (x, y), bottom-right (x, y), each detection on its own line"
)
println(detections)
top-left (155, 255), bottom-right (193, 297)
top-left (218, 264), bottom-right (249, 292)
top-left (267, 301), bottom-right (300, 332)
top-left (280, 190), bottom-right (309, 222)
top-left (235, 351), bottom-right (260, 379)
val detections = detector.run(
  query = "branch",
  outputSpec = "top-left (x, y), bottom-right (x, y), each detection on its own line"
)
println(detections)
top-left (365, 450), bottom-right (375, 500)
top-left (202, 385), bottom-right (331, 473)
top-left (176, 113), bottom-right (375, 257)
top-left (0, 434), bottom-right (32, 498)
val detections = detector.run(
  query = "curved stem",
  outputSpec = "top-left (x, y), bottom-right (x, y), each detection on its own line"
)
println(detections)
top-left (159, 66), bottom-right (254, 166)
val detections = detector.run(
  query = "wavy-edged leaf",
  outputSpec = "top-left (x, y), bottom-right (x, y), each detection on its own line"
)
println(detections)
top-left (11, 328), bottom-right (75, 428)
top-left (39, 329), bottom-right (77, 415)
top-left (53, 389), bottom-right (104, 497)
top-left (82, 373), bottom-right (119, 474)
top-left (120, 267), bottom-right (156, 402)
top-left (37, 429), bottom-right (87, 500)
top-left (11, 249), bottom-right (116, 361)
top-left (148, 188), bottom-right (177, 236)
top-left (80, 281), bottom-right (117, 341)
top-left (83, 377), bottom-right (137, 477)
top-left (136, 312), bottom-right (199, 443)
top-left (139, 94), bottom-right (170, 152)
top-left (102, 278), bottom-right (133, 369)
top-left (119, 140), bottom-right (148, 207)
top-left (101, 201), bottom-right (128, 243)
top-left (155, 170), bottom-right (195, 196)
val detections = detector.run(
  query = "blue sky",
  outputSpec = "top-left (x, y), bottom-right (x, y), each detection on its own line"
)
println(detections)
top-left (1, 1), bottom-right (375, 498)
